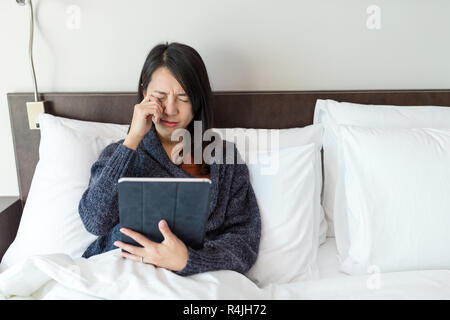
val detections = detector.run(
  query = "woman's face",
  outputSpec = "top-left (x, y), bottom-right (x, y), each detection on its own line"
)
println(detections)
top-left (143, 66), bottom-right (194, 143)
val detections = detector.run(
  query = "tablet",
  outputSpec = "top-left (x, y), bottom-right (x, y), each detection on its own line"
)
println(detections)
top-left (118, 177), bottom-right (212, 250)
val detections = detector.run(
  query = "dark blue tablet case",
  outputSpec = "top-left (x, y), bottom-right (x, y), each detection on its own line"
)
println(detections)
top-left (118, 179), bottom-right (211, 250)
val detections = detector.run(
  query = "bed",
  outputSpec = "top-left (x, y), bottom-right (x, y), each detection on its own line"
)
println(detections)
top-left (1, 236), bottom-right (449, 299)
top-left (1, 90), bottom-right (450, 300)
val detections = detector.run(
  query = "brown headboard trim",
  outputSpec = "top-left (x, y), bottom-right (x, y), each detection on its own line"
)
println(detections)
top-left (8, 89), bottom-right (450, 204)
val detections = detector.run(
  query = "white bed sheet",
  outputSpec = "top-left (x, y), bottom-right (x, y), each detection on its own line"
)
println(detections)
top-left (272, 238), bottom-right (450, 299)
top-left (317, 236), bottom-right (349, 280)
top-left (1, 237), bottom-right (449, 300)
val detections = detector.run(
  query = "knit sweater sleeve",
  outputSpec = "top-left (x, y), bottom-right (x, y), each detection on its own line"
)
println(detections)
top-left (78, 140), bottom-right (137, 236)
top-left (173, 159), bottom-right (261, 277)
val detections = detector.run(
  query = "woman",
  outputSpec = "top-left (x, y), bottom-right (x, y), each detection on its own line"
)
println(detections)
top-left (78, 42), bottom-right (261, 276)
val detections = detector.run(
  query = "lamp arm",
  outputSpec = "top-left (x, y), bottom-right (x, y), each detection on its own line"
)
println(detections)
top-left (28, 0), bottom-right (39, 102)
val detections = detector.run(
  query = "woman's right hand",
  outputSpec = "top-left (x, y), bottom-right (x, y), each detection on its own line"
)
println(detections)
top-left (124, 94), bottom-right (164, 150)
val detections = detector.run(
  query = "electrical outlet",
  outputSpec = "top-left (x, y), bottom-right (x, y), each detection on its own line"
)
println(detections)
top-left (26, 101), bottom-right (46, 130)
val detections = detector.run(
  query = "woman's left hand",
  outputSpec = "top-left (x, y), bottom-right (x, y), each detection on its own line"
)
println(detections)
top-left (114, 220), bottom-right (188, 272)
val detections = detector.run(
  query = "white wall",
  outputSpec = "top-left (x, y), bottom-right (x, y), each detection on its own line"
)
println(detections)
top-left (1, 0), bottom-right (450, 196)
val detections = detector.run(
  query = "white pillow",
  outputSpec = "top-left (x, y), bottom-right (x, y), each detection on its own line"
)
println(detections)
top-left (313, 99), bottom-right (450, 237)
top-left (0, 113), bottom-right (128, 271)
top-left (335, 125), bottom-right (450, 275)
top-left (212, 125), bottom-right (327, 245)
top-left (247, 145), bottom-right (321, 286)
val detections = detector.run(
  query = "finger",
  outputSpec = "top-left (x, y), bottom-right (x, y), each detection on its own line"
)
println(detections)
top-left (120, 228), bottom-right (153, 247)
top-left (120, 250), bottom-right (143, 263)
top-left (141, 92), bottom-right (152, 104)
top-left (149, 94), bottom-right (164, 112)
top-left (141, 102), bottom-right (164, 116)
top-left (147, 93), bottom-right (161, 105)
top-left (158, 220), bottom-right (175, 242)
top-left (140, 104), bottom-right (163, 123)
top-left (155, 105), bottom-right (164, 123)
top-left (140, 101), bottom-right (160, 108)
top-left (142, 92), bottom-right (162, 106)
top-left (114, 241), bottom-right (144, 256)
top-left (147, 105), bottom-right (163, 123)
top-left (120, 249), bottom-right (158, 267)
top-left (150, 96), bottom-right (164, 117)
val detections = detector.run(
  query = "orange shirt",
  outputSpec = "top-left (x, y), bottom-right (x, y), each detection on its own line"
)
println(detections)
top-left (178, 155), bottom-right (210, 179)
top-left (179, 162), bottom-right (210, 179)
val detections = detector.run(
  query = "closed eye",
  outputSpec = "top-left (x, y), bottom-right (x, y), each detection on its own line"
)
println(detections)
top-left (153, 91), bottom-right (189, 103)
top-left (158, 96), bottom-right (188, 103)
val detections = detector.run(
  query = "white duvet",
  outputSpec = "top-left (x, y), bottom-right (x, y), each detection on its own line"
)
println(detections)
top-left (1, 238), bottom-right (449, 300)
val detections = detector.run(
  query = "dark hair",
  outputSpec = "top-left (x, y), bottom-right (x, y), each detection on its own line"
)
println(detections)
top-left (134, 42), bottom-right (214, 174)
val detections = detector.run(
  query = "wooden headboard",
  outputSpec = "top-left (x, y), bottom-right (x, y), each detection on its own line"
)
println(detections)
top-left (7, 89), bottom-right (450, 205)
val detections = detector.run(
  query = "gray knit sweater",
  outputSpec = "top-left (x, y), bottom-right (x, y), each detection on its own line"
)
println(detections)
top-left (78, 125), bottom-right (261, 277)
